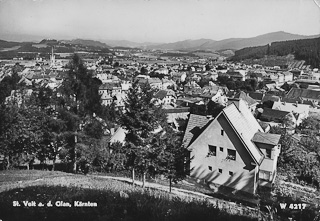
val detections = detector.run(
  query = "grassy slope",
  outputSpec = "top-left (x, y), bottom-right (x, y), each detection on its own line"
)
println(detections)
top-left (0, 170), bottom-right (257, 221)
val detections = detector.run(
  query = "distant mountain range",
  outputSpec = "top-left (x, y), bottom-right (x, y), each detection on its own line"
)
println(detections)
top-left (146, 31), bottom-right (320, 51)
top-left (100, 39), bottom-right (162, 48)
top-left (0, 39), bottom-right (111, 59)
top-left (1, 31), bottom-right (320, 54)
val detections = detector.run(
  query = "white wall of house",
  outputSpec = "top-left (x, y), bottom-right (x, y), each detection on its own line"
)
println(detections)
top-left (189, 115), bottom-right (258, 194)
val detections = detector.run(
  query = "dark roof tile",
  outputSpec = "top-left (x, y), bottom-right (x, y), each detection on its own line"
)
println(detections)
top-left (183, 114), bottom-right (211, 147)
top-left (252, 132), bottom-right (281, 145)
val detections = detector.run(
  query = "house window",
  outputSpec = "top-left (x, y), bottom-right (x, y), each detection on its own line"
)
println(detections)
top-left (266, 149), bottom-right (272, 159)
top-left (208, 166), bottom-right (212, 171)
top-left (259, 170), bottom-right (271, 181)
top-left (208, 145), bottom-right (216, 156)
top-left (220, 147), bottom-right (223, 152)
top-left (218, 168), bottom-right (222, 173)
top-left (227, 149), bottom-right (236, 160)
top-left (229, 171), bottom-right (234, 176)
top-left (221, 130), bottom-right (224, 136)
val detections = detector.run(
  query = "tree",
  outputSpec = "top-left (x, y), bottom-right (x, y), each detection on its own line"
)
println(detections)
top-left (0, 69), bottom-right (21, 104)
top-left (151, 128), bottom-right (190, 192)
top-left (0, 103), bottom-right (21, 169)
top-left (57, 54), bottom-right (104, 173)
top-left (207, 100), bottom-right (225, 117)
top-left (119, 80), bottom-right (167, 186)
top-left (0, 98), bottom-right (48, 170)
top-left (270, 126), bottom-right (320, 187)
top-left (140, 66), bottom-right (148, 75)
top-left (217, 75), bottom-right (229, 85)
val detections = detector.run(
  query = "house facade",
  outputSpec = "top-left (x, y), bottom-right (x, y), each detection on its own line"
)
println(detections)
top-left (184, 101), bottom-right (281, 194)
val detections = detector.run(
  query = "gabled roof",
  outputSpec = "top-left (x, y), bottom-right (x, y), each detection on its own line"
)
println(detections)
top-left (286, 88), bottom-right (320, 100)
top-left (183, 114), bottom-right (211, 147)
top-left (272, 101), bottom-right (310, 115)
top-left (233, 91), bottom-right (258, 106)
top-left (252, 132), bottom-right (281, 146)
top-left (261, 108), bottom-right (290, 119)
top-left (222, 102), bottom-right (264, 164)
top-left (186, 101), bottom-right (264, 165)
top-left (261, 94), bottom-right (281, 103)
top-left (281, 97), bottom-right (303, 104)
top-left (248, 92), bottom-right (264, 101)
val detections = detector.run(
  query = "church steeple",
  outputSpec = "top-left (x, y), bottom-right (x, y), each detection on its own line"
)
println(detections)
top-left (50, 46), bottom-right (55, 67)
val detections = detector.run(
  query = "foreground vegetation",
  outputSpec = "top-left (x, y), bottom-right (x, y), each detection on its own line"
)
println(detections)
top-left (0, 170), bottom-right (257, 221)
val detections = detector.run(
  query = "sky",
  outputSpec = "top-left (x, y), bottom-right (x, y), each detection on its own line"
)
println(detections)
top-left (0, 0), bottom-right (320, 43)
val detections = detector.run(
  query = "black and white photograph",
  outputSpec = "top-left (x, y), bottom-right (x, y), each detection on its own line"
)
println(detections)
top-left (0, 0), bottom-right (320, 220)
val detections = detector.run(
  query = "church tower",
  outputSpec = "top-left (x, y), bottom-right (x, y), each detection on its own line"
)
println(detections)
top-left (50, 47), bottom-right (55, 67)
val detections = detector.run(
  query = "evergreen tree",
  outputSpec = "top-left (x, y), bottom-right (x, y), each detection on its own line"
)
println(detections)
top-left (57, 54), bottom-right (104, 173)
top-left (151, 127), bottom-right (190, 192)
top-left (119, 80), bottom-right (166, 186)
top-left (120, 80), bottom-right (189, 187)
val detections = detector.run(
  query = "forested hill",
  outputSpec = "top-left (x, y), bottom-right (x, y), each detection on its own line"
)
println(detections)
top-left (230, 37), bottom-right (320, 68)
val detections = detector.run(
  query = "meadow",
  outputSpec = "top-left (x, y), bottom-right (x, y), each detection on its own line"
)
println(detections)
top-left (0, 170), bottom-right (258, 221)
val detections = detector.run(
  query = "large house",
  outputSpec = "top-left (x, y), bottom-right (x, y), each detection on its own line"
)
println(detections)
top-left (183, 100), bottom-right (281, 194)
top-left (286, 88), bottom-right (320, 105)
top-left (272, 101), bottom-right (310, 126)
top-left (153, 89), bottom-right (176, 106)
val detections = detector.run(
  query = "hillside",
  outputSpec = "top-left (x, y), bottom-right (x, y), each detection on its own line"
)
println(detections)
top-left (0, 40), bottom-right (22, 50)
top-left (0, 170), bottom-right (259, 221)
top-left (231, 37), bottom-right (320, 68)
top-left (148, 39), bottom-right (215, 51)
top-left (103, 39), bottom-right (162, 48)
top-left (147, 31), bottom-right (320, 52)
top-left (63, 39), bottom-right (111, 48)
top-left (0, 38), bottom-right (111, 59)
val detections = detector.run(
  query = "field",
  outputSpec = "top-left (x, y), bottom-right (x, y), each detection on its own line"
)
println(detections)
top-left (0, 170), bottom-right (258, 221)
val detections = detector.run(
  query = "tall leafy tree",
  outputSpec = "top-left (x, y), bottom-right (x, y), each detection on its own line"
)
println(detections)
top-left (0, 98), bottom-right (47, 170)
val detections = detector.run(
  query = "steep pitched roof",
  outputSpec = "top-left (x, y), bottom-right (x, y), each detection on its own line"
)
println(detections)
top-left (252, 132), bottom-right (281, 146)
top-left (222, 102), bottom-right (264, 164)
top-left (183, 114), bottom-right (211, 147)
top-left (186, 101), bottom-right (264, 165)
top-left (233, 91), bottom-right (258, 106)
